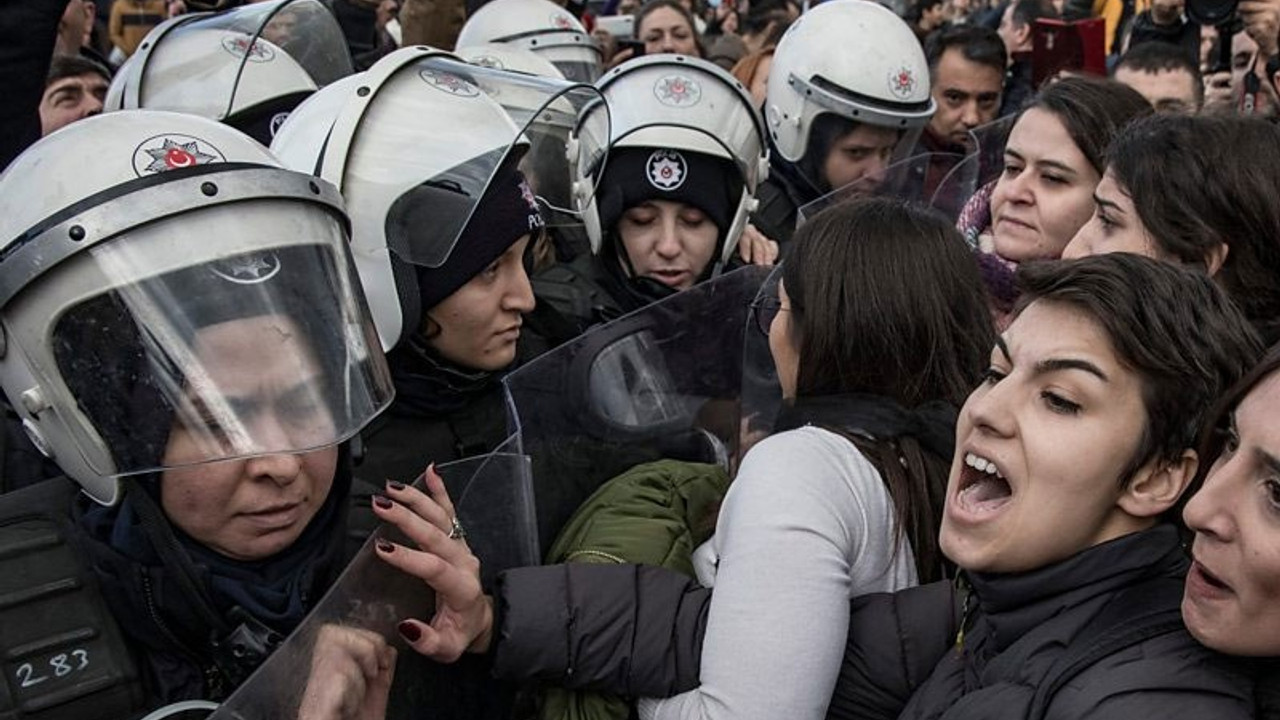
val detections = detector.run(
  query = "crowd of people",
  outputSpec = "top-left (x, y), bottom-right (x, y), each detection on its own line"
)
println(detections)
top-left (2, 0), bottom-right (1280, 718)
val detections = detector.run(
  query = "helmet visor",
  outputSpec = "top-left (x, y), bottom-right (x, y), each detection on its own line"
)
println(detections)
top-left (24, 205), bottom-right (392, 478)
top-left (146, 0), bottom-right (353, 120)
top-left (382, 57), bottom-right (608, 267)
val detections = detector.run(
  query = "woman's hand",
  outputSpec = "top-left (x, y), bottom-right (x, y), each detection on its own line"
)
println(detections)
top-left (297, 625), bottom-right (397, 720)
top-left (738, 223), bottom-right (779, 267)
top-left (373, 466), bottom-right (496, 661)
top-left (1240, 0), bottom-right (1280, 58)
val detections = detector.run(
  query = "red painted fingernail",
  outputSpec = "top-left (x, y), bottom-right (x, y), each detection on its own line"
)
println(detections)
top-left (373, 495), bottom-right (393, 510)
top-left (398, 621), bottom-right (421, 643)
top-left (376, 540), bottom-right (395, 553)
top-left (388, 480), bottom-right (406, 492)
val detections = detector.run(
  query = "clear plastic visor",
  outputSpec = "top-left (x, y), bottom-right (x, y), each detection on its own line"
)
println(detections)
top-left (150, 0), bottom-right (353, 119)
top-left (383, 58), bottom-right (609, 267)
top-left (15, 204), bottom-right (392, 478)
top-left (539, 44), bottom-right (604, 83)
top-left (796, 151), bottom-right (974, 225)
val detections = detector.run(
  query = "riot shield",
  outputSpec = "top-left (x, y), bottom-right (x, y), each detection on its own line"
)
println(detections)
top-left (203, 435), bottom-right (535, 720)
top-left (505, 265), bottom-right (771, 553)
top-left (967, 115), bottom-right (1018, 190)
top-left (795, 152), bottom-right (976, 226)
top-left (736, 264), bottom-right (785, 472)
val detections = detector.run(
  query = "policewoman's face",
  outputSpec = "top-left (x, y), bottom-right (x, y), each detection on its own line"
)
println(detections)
top-left (1183, 370), bottom-right (1280, 656)
top-left (425, 235), bottom-right (535, 371)
top-left (617, 200), bottom-right (719, 291)
top-left (160, 314), bottom-right (338, 562)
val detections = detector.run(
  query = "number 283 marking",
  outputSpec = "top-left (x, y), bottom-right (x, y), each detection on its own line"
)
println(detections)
top-left (15, 650), bottom-right (89, 688)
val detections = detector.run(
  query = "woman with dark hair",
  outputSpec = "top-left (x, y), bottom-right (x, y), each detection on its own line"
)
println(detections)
top-left (1063, 113), bottom-right (1280, 344)
top-left (637, 0), bottom-right (703, 56)
top-left (380, 197), bottom-right (995, 720)
top-left (958, 76), bottom-right (1151, 322)
top-left (607, 0), bottom-right (705, 67)
top-left (1181, 343), bottom-right (1280, 714)
top-left (373, 254), bottom-right (1264, 720)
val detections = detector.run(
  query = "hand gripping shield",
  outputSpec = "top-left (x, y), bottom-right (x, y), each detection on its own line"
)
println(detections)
top-left (200, 435), bottom-right (537, 720)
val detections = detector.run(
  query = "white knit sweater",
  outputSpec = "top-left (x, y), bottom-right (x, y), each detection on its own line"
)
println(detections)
top-left (638, 425), bottom-right (918, 720)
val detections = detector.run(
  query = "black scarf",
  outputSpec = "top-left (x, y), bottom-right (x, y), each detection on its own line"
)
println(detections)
top-left (76, 453), bottom-right (353, 699)
top-left (774, 393), bottom-right (959, 462)
top-left (387, 333), bottom-right (504, 417)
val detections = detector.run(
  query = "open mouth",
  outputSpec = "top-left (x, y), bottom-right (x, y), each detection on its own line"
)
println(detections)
top-left (955, 451), bottom-right (1013, 515)
top-left (1191, 560), bottom-right (1232, 593)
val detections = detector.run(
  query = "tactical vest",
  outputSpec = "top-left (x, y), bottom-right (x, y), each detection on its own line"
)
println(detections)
top-left (0, 477), bottom-right (146, 719)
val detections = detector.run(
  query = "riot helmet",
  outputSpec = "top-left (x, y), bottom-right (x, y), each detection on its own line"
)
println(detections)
top-left (456, 43), bottom-right (568, 81)
top-left (456, 0), bottom-right (603, 83)
top-left (764, 0), bottom-right (935, 191)
top-left (271, 47), bottom-right (608, 352)
top-left (104, 0), bottom-right (354, 144)
top-left (0, 111), bottom-right (393, 505)
top-left (572, 54), bottom-right (769, 284)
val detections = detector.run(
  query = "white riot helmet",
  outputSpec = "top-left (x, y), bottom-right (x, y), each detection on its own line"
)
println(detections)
top-left (272, 47), bottom-right (608, 351)
top-left (0, 111), bottom-right (393, 505)
top-left (764, 0), bottom-right (935, 163)
top-left (572, 54), bottom-right (769, 269)
top-left (105, 0), bottom-right (354, 144)
top-left (456, 43), bottom-right (567, 81)
top-left (456, 0), bottom-right (602, 83)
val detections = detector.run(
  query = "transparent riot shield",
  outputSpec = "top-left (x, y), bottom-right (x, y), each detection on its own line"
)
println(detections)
top-left (505, 265), bottom-right (771, 553)
top-left (795, 152), bottom-right (978, 226)
top-left (735, 264), bottom-right (784, 473)
top-left (202, 435), bottom-right (535, 720)
top-left (967, 115), bottom-right (1018, 190)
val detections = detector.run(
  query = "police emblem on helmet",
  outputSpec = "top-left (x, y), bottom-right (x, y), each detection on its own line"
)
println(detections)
top-left (888, 66), bottom-right (916, 99)
top-left (550, 12), bottom-right (575, 29)
top-left (654, 75), bottom-right (702, 107)
top-left (220, 34), bottom-right (275, 63)
top-left (647, 149), bottom-right (687, 191)
top-left (210, 252), bottom-right (282, 285)
top-left (269, 112), bottom-right (290, 138)
top-left (419, 69), bottom-right (481, 97)
top-left (132, 135), bottom-right (226, 177)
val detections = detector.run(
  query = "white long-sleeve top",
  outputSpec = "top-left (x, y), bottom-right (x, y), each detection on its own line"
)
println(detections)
top-left (637, 425), bottom-right (918, 720)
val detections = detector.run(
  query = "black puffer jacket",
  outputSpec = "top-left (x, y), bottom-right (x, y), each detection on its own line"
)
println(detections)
top-left (834, 525), bottom-right (1255, 720)
top-left (488, 526), bottom-right (1259, 719)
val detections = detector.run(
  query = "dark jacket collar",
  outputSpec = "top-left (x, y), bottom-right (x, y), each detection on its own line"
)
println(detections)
top-left (966, 524), bottom-right (1187, 651)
